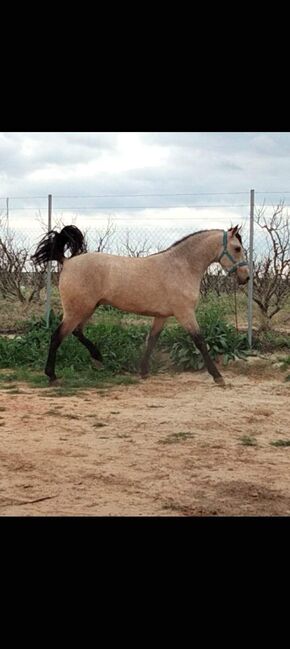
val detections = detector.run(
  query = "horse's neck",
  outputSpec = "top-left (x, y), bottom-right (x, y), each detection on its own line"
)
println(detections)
top-left (181, 231), bottom-right (221, 275)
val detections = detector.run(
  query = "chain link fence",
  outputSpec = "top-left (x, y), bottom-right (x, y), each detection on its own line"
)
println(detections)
top-left (0, 193), bottom-right (254, 254)
top-left (1, 192), bottom-right (290, 341)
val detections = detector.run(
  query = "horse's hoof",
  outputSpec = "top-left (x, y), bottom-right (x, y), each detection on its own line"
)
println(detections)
top-left (140, 372), bottom-right (149, 380)
top-left (92, 359), bottom-right (104, 370)
top-left (48, 378), bottom-right (60, 386)
top-left (215, 376), bottom-right (226, 387)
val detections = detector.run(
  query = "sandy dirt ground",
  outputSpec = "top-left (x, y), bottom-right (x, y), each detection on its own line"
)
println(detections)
top-left (1, 362), bottom-right (290, 516)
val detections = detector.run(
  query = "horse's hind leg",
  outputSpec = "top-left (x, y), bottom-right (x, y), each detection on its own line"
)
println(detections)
top-left (45, 320), bottom-right (71, 383)
top-left (175, 311), bottom-right (225, 386)
top-left (45, 316), bottom-right (82, 384)
top-left (73, 326), bottom-right (103, 368)
top-left (140, 317), bottom-right (167, 378)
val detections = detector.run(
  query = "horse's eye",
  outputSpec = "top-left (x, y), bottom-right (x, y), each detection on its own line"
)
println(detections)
top-left (235, 246), bottom-right (241, 253)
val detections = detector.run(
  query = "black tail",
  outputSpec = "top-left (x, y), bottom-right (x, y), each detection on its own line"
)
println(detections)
top-left (31, 225), bottom-right (86, 267)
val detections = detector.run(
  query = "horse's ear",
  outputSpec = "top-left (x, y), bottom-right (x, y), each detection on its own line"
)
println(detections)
top-left (228, 225), bottom-right (239, 238)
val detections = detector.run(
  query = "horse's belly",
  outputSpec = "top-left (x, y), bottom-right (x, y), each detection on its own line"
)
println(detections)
top-left (101, 281), bottom-right (171, 317)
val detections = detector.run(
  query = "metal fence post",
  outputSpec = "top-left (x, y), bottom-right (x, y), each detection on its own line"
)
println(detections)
top-left (247, 189), bottom-right (255, 347)
top-left (45, 194), bottom-right (52, 327)
top-left (6, 197), bottom-right (9, 231)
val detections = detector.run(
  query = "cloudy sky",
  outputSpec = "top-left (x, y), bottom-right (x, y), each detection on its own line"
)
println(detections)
top-left (0, 132), bottom-right (289, 250)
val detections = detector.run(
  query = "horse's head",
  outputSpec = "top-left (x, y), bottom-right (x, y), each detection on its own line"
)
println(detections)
top-left (217, 226), bottom-right (249, 285)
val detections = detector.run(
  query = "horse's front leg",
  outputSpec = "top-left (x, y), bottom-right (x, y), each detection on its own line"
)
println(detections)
top-left (175, 310), bottom-right (225, 386)
top-left (140, 316), bottom-right (167, 378)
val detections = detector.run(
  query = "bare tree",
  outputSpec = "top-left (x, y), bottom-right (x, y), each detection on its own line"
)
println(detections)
top-left (118, 230), bottom-right (153, 257)
top-left (253, 202), bottom-right (290, 329)
top-left (200, 265), bottom-right (234, 297)
top-left (35, 209), bottom-right (79, 235)
top-left (92, 216), bottom-right (116, 253)
top-left (0, 216), bottom-right (46, 303)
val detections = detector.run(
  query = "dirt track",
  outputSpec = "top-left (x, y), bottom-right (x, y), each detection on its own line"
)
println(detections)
top-left (1, 362), bottom-right (290, 516)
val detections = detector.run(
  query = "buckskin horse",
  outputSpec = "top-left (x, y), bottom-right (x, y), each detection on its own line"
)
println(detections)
top-left (31, 225), bottom-right (249, 385)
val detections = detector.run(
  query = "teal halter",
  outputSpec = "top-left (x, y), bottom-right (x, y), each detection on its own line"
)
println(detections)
top-left (217, 231), bottom-right (248, 275)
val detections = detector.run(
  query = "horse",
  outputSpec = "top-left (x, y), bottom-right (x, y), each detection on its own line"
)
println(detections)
top-left (31, 224), bottom-right (249, 386)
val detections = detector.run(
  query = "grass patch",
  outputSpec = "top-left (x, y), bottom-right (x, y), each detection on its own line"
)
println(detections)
top-left (159, 431), bottom-right (194, 444)
top-left (0, 372), bottom-right (19, 383)
top-left (278, 355), bottom-right (290, 383)
top-left (161, 303), bottom-right (249, 371)
top-left (42, 387), bottom-right (78, 398)
top-left (0, 369), bottom-right (48, 388)
top-left (270, 439), bottom-right (290, 447)
top-left (147, 404), bottom-right (164, 408)
top-left (162, 502), bottom-right (183, 512)
top-left (1, 302), bottom-right (290, 390)
top-left (238, 435), bottom-right (258, 446)
top-left (45, 410), bottom-right (80, 419)
top-left (274, 355), bottom-right (290, 382)
top-left (0, 383), bottom-right (19, 391)
top-left (281, 356), bottom-right (290, 368)
top-left (0, 364), bottom-right (138, 393)
top-left (0, 304), bottom-right (250, 381)
top-left (254, 331), bottom-right (290, 353)
top-left (45, 409), bottom-right (63, 416)
top-left (0, 313), bottom-right (150, 374)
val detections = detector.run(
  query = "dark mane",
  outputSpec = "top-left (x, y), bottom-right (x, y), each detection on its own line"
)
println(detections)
top-left (149, 227), bottom-right (243, 257)
top-left (150, 229), bottom-right (220, 256)
top-left (170, 229), bottom-right (210, 249)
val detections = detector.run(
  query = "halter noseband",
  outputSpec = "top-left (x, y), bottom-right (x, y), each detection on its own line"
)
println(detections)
top-left (217, 231), bottom-right (248, 275)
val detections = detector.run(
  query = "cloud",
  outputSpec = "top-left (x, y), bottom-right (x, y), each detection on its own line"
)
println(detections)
top-left (0, 132), bottom-right (118, 182)
top-left (1, 132), bottom-right (290, 249)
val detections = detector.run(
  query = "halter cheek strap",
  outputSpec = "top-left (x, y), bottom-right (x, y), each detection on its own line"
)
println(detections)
top-left (217, 231), bottom-right (248, 275)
